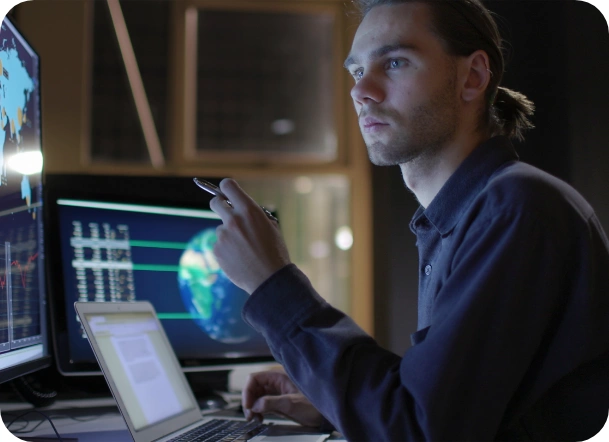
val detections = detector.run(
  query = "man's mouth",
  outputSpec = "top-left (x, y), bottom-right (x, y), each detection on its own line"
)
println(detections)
top-left (361, 117), bottom-right (389, 133)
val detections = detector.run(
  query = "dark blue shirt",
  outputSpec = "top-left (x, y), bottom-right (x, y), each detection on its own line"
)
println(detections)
top-left (243, 136), bottom-right (609, 441)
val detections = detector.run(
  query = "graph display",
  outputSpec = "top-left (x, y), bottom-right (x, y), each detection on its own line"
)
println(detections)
top-left (0, 176), bottom-right (45, 357)
top-left (9, 243), bottom-right (41, 343)
top-left (57, 199), bottom-right (272, 366)
top-left (0, 218), bottom-right (44, 353)
top-left (0, 243), bottom-right (8, 351)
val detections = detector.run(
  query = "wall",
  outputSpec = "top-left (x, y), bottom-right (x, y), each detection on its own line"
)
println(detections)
top-left (565, 2), bottom-right (609, 234)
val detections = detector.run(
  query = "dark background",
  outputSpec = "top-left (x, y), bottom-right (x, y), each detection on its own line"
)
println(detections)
top-left (372, 1), bottom-right (609, 354)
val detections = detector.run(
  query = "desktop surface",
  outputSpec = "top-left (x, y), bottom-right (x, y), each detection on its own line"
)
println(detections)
top-left (1, 396), bottom-right (346, 442)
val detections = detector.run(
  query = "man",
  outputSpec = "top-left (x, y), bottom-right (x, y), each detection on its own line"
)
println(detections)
top-left (209, 1), bottom-right (609, 440)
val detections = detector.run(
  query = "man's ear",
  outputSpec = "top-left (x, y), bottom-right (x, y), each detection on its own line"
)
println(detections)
top-left (461, 50), bottom-right (491, 103)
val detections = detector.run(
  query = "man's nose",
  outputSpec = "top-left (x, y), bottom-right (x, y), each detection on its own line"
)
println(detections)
top-left (350, 74), bottom-right (385, 106)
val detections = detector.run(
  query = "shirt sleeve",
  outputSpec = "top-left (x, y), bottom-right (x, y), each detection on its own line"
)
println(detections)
top-left (242, 206), bottom-right (580, 441)
top-left (243, 263), bottom-right (419, 440)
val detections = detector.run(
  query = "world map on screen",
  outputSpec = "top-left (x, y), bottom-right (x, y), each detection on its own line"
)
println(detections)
top-left (0, 20), bottom-right (37, 205)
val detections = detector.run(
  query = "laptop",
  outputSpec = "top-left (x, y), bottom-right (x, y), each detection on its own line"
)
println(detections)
top-left (74, 301), bottom-right (331, 442)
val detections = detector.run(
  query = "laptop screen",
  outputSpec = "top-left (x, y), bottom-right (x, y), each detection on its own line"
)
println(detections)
top-left (85, 311), bottom-right (197, 430)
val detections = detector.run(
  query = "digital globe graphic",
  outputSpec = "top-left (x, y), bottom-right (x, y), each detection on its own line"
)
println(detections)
top-left (178, 228), bottom-right (252, 344)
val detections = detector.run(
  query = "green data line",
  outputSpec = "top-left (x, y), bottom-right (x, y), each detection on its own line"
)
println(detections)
top-left (129, 240), bottom-right (188, 249)
top-left (157, 313), bottom-right (204, 320)
top-left (132, 264), bottom-right (180, 272)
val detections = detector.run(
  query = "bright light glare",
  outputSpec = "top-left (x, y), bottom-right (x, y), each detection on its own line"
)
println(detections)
top-left (335, 226), bottom-right (353, 251)
top-left (8, 151), bottom-right (43, 175)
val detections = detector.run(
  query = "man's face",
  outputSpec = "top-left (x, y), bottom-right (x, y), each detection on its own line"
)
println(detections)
top-left (345, 3), bottom-right (460, 166)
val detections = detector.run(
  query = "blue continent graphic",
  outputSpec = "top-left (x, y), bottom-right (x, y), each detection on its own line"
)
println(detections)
top-left (21, 174), bottom-right (31, 207)
top-left (0, 39), bottom-right (35, 187)
top-left (178, 228), bottom-right (252, 344)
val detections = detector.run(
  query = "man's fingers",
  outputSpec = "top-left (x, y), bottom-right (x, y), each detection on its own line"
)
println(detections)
top-left (241, 370), bottom-right (295, 411)
top-left (252, 393), bottom-right (324, 427)
top-left (208, 195), bottom-right (233, 221)
top-left (219, 178), bottom-right (259, 212)
top-left (240, 372), bottom-right (322, 427)
top-left (242, 373), bottom-right (270, 410)
top-left (244, 408), bottom-right (263, 423)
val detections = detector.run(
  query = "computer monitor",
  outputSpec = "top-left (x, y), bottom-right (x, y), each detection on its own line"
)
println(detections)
top-left (44, 174), bottom-right (275, 377)
top-left (0, 16), bottom-right (51, 383)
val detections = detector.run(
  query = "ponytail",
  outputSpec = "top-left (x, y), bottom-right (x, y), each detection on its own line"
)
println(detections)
top-left (491, 87), bottom-right (535, 142)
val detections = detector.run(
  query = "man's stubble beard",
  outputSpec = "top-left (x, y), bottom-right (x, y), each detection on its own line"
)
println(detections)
top-left (365, 75), bottom-right (459, 167)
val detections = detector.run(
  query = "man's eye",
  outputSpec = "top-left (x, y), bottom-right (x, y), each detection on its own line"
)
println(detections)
top-left (351, 69), bottom-right (363, 81)
top-left (387, 59), bottom-right (405, 69)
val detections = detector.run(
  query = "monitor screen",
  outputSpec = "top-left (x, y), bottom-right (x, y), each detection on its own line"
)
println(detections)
top-left (45, 175), bottom-right (274, 375)
top-left (0, 16), bottom-right (51, 383)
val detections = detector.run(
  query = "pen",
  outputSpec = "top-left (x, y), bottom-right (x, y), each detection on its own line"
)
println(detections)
top-left (193, 178), bottom-right (278, 223)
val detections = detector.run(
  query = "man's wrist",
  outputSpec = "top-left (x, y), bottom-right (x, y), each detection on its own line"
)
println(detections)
top-left (242, 263), bottom-right (326, 335)
top-left (247, 263), bottom-right (293, 296)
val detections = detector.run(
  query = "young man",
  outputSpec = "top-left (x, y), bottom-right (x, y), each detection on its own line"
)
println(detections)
top-left (209, 1), bottom-right (609, 440)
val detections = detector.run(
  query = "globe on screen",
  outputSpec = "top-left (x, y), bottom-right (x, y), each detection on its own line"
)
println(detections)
top-left (178, 228), bottom-right (251, 344)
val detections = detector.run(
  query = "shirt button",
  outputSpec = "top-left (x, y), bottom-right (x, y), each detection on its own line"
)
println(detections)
top-left (424, 264), bottom-right (432, 275)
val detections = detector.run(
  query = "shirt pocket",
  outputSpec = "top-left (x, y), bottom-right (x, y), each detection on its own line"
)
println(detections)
top-left (410, 325), bottom-right (431, 346)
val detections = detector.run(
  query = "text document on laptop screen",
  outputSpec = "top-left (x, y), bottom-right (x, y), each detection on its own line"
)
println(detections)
top-left (85, 311), bottom-right (197, 430)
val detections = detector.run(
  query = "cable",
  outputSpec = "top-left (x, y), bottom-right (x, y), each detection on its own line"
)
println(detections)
top-left (11, 416), bottom-right (46, 434)
top-left (1, 414), bottom-right (29, 432)
top-left (10, 376), bottom-right (58, 408)
top-left (5, 410), bottom-right (65, 442)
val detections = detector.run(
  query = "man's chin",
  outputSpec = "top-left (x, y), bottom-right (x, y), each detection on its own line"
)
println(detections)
top-left (366, 143), bottom-right (405, 166)
top-left (368, 153), bottom-right (401, 167)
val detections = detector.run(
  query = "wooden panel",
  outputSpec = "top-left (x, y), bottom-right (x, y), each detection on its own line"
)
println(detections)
top-left (15, 0), bottom-right (92, 173)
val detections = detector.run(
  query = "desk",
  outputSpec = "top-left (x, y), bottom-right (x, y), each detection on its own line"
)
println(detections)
top-left (1, 398), bottom-right (346, 441)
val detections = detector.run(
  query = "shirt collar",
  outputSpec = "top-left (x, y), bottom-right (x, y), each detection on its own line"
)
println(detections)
top-left (409, 136), bottom-right (519, 236)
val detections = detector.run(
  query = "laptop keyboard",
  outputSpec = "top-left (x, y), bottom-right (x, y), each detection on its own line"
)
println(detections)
top-left (168, 418), bottom-right (269, 442)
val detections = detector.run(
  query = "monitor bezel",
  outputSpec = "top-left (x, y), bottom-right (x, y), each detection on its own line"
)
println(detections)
top-left (0, 16), bottom-right (52, 384)
top-left (43, 173), bottom-right (275, 376)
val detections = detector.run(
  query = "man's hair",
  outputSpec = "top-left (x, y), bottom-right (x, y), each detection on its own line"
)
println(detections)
top-left (352, 0), bottom-right (535, 141)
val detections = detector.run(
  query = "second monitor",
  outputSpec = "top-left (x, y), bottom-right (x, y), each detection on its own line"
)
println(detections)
top-left (45, 174), bottom-right (274, 376)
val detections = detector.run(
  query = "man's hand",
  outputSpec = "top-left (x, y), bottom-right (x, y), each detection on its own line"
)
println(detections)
top-left (242, 370), bottom-right (324, 427)
top-left (209, 178), bottom-right (291, 294)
